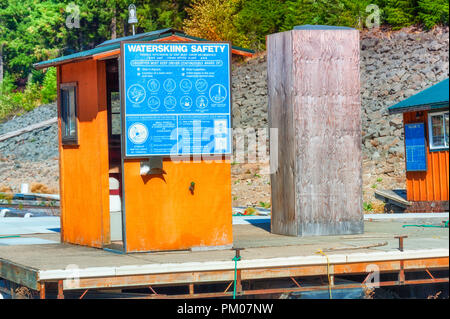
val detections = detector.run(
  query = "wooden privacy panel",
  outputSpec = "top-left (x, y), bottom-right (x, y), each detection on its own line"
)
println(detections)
top-left (268, 27), bottom-right (363, 236)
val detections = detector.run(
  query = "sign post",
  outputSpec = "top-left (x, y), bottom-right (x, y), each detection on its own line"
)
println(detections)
top-left (121, 42), bottom-right (232, 159)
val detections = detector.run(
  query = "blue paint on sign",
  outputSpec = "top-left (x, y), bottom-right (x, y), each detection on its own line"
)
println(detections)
top-left (122, 42), bottom-right (231, 157)
top-left (404, 123), bottom-right (427, 172)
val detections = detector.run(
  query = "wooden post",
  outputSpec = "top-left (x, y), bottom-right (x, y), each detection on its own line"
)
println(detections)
top-left (57, 280), bottom-right (64, 299)
top-left (268, 25), bottom-right (363, 236)
top-left (39, 282), bottom-right (46, 299)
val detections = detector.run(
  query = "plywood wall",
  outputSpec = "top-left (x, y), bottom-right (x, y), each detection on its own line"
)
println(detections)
top-left (58, 60), bottom-right (110, 247)
top-left (268, 28), bottom-right (363, 236)
top-left (123, 159), bottom-right (233, 252)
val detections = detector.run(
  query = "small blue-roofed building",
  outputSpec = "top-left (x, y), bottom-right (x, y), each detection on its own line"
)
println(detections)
top-left (31, 28), bottom-right (253, 252)
top-left (385, 78), bottom-right (449, 212)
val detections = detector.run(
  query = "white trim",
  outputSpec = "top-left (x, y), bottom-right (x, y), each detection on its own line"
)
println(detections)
top-left (428, 110), bottom-right (449, 150)
top-left (38, 248), bottom-right (449, 281)
top-left (364, 212), bottom-right (449, 219)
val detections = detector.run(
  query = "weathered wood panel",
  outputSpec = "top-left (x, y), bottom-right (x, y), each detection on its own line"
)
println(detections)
top-left (268, 31), bottom-right (297, 236)
top-left (268, 27), bottom-right (363, 236)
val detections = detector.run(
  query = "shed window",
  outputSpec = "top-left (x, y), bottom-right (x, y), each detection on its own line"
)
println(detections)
top-left (60, 83), bottom-right (78, 144)
top-left (428, 111), bottom-right (449, 150)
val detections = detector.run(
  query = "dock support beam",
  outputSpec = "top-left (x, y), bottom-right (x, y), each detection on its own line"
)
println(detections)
top-left (399, 261), bottom-right (406, 284)
top-left (39, 282), bottom-right (46, 299)
top-left (57, 280), bottom-right (64, 299)
top-left (236, 269), bottom-right (242, 295)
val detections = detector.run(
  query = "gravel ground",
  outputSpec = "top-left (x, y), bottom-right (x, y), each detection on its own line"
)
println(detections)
top-left (0, 157), bottom-right (59, 193)
top-left (230, 159), bottom-right (405, 210)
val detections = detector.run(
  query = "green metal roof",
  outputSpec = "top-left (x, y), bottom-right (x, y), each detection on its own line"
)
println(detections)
top-left (34, 43), bottom-right (120, 69)
top-left (96, 28), bottom-right (175, 47)
top-left (388, 78), bottom-right (449, 114)
top-left (34, 28), bottom-right (254, 69)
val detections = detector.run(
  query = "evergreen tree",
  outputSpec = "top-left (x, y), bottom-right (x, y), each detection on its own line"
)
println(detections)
top-left (183, 0), bottom-right (248, 47)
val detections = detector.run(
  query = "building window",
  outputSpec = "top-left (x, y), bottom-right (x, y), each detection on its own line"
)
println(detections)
top-left (60, 83), bottom-right (78, 145)
top-left (428, 110), bottom-right (449, 150)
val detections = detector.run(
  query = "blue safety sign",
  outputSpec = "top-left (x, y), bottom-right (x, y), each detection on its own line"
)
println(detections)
top-left (404, 123), bottom-right (427, 171)
top-left (121, 42), bottom-right (231, 157)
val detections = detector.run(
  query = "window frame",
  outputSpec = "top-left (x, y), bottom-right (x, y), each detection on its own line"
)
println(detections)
top-left (60, 82), bottom-right (79, 145)
top-left (428, 110), bottom-right (449, 151)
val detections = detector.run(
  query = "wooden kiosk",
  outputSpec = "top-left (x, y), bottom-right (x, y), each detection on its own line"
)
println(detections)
top-left (34, 29), bottom-right (250, 252)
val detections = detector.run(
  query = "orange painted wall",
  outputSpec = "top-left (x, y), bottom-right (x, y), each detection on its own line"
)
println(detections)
top-left (123, 159), bottom-right (233, 252)
top-left (58, 60), bottom-right (110, 248)
top-left (404, 111), bottom-right (449, 202)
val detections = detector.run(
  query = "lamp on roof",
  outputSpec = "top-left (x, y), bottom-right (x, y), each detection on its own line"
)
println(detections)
top-left (128, 4), bottom-right (138, 35)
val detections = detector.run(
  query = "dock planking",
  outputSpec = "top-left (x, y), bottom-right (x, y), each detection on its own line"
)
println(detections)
top-left (0, 219), bottom-right (448, 297)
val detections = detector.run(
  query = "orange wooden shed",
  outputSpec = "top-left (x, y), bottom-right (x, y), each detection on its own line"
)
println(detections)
top-left (388, 78), bottom-right (449, 212)
top-left (34, 29), bottom-right (252, 252)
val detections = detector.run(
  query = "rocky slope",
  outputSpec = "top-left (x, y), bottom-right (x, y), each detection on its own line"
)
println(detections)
top-left (232, 27), bottom-right (449, 157)
top-left (0, 103), bottom-right (59, 193)
top-left (1, 26), bottom-right (449, 209)
top-left (0, 103), bottom-right (58, 161)
top-left (230, 26), bottom-right (449, 207)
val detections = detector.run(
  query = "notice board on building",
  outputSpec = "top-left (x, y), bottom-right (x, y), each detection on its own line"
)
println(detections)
top-left (120, 41), bottom-right (231, 158)
top-left (404, 123), bottom-right (427, 172)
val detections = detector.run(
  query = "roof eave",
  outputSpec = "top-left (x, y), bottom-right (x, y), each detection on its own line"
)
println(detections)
top-left (33, 44), bottom-right (121, 70)
top-left (34, 31), bottom-right (255, 70)
top-left (95, 28), bottom-right (179, 48)
top-left (34, 56), bottom-right (90, 70)
top-left (388, 102), bottom-right (449, 115)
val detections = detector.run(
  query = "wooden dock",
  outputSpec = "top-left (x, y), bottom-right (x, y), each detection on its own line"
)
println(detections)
top-left (0, 217), bottom-right (448, 299)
